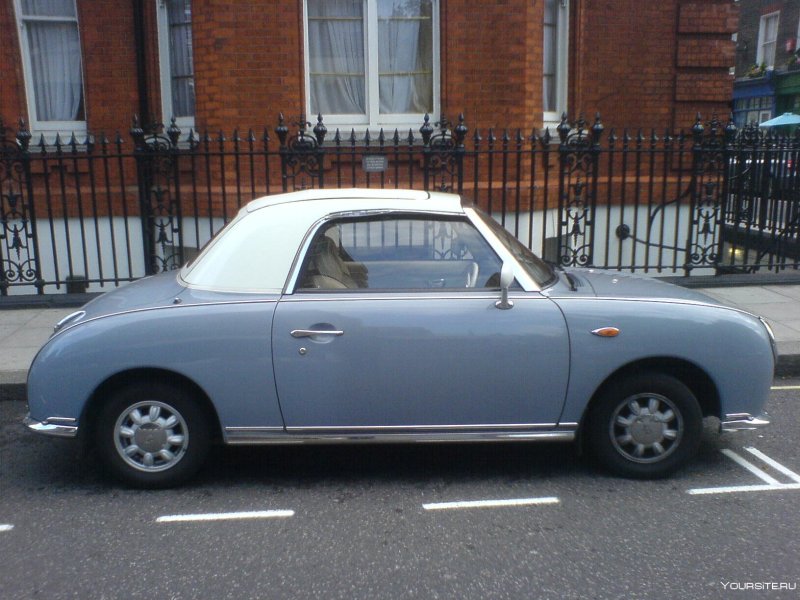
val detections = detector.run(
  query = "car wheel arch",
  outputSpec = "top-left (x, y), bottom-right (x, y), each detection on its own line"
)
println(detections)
top-left (79, 368), bottom-right (222, 446)
top-left (576, 357), bottom-right (720, 445)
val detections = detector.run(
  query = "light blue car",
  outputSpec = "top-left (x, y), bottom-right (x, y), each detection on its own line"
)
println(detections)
top-left (25, 189), bottom-right (774, 487)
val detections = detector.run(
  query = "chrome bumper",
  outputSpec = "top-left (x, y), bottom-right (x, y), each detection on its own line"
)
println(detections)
top-left (24, 414), bottom-right (78, 438)
top-left (720, 412), bottom-right (770, 433)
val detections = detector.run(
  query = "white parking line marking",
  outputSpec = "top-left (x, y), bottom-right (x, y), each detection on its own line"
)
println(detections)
top-left (770, 385), bottom-right (800, 390)
top-left (0, 524), bottom-right (13, 532)
top-left (745, 447), bottom-right (800, 484)
top-left (688, 483), bottom-right (800, 495)
top-left (423, 497), bottom-right (559, 511)
top-left (688, 448), bottom-right (800, 495)
top-left (720, 449), bottom-right (781, 485)
top-left (156, 510), bottom-right (294, 523)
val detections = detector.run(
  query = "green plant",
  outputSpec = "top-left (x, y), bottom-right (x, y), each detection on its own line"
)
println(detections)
top-left (747, 62), bottom-right (767, 77)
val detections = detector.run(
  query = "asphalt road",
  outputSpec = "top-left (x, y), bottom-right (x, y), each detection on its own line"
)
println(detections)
top-left (1, 384), bottom-right (799, 600)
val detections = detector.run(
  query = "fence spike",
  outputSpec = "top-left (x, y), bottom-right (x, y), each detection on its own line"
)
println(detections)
top-left (452, 113), bottom-right (468, 147)
top-left (420, 113), bottom-right (433, 145)
top-left (167, 117), bottom-right (181, 146)
top-left (313, 114), bottom-right (327, 145)
top-left (15, 118), bottom-right (31, 151)
top-left (591, 114), bottom-right (604, 146)
top-left (557, 113), bottom-right (570, 144)
top-left (276, 113), bottom-right (288, 146)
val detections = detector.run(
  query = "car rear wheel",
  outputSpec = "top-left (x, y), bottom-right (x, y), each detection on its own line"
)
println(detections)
top-left (586, 372), bottom-right (703, 478)
top-left (95, 382), bottom-right (211, 488)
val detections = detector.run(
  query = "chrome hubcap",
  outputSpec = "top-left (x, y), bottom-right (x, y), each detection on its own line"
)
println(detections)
top-left (610, 393), bottom-right (683, 464)
top-left (114, 401), bottom-right (189, 472)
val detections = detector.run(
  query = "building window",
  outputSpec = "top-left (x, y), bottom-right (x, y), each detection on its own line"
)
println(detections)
top-left (304, 0), bottom-right (439, 130)
top-left (14, 0), bottom-right (86, 137)
top-left (732, 96), bottom-right (773, 129)
top-left (543, 0), bottom-right (569, 130)
top-left (756, 11), bottom-right (780, 68)
top-left (158, 0), bottom-right (195, 128)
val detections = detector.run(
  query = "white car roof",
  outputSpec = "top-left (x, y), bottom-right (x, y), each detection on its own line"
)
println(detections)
top-left (183, 189), bottom-right (475, 293)
top-left (245, 188), bottom-right (466, 215)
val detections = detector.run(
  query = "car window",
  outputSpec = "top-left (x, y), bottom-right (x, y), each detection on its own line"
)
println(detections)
top-left (474, 209), bottom-right (556, 288)
top-left (297, 215), bottom-right (503, 291)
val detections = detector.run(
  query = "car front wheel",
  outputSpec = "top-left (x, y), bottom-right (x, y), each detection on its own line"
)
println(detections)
top-left (586, 372), bottom-right (703, 478)
top-left (95, 382), bottom-right (211, 488)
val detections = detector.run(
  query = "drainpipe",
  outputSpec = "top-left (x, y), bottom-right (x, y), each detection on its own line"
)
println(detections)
top-left (133, 0), bottom-right (151, 129)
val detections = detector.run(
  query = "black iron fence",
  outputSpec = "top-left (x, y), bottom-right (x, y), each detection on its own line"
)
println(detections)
top-left (1, 112), bottom-right (799, 295)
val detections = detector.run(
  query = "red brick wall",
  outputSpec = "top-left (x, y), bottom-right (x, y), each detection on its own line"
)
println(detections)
top-left (1, 1), bottom-right (139, 137)
top-left (191, 0), bottom-right (304, 134)
top-left (442, 0), bottom-right (542, 129)
top-left (77, 0), bottom-right (140, 134)
top-left (0, 2), bottom-right (27, 128)
top-left (674, 0), bottom-right (738, 128)
top-left (573, 0), bottom-right (737, 132)
top-left (0, 0), bottom-right (738, 138)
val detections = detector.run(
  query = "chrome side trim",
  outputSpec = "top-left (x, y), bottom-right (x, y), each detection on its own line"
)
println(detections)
top-left (287, 423), bottom-right (560, 432)
top-left (225, 424), bottom-right (576, 445)
top-left (53, 299), bottom-right (280, 338)
top-left (24, 415), bottom-right (78, 438)
top-left (720, 412), bottom-right (771, 433)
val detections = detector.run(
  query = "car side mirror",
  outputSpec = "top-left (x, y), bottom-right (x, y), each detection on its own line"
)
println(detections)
top-left (495, 262), bottom-right (515, 310)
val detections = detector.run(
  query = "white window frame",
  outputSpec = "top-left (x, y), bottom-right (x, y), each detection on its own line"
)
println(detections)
top-left (756, 11), bottom-right (780, 68)
top-left (157, 0), bottom-right (195, 130)
top-left (797, 14), bottom-right (800, 53)
top-left (302, 0), bottom-right (440, 132)
top-left (13, 0), bottom-right (87, 140)
top-left (543, 0), bottom-right (569, 132)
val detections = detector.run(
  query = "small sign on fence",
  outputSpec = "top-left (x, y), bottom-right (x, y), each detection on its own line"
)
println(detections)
top-left (362, 155), bottom-right (388, 173)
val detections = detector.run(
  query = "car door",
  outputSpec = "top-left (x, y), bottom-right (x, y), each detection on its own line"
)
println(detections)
top-left (272, 214), bottom-right (570, 431)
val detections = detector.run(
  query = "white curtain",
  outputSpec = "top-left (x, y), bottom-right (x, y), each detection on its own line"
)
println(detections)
top-left (308, 0), bottom-right (366, 115)
top-left (167, 0), bottom-right (195, 118)
top-left (22, 0), bottom-right (83, 122)
top-left (378, 0), bottom-right (432, 114)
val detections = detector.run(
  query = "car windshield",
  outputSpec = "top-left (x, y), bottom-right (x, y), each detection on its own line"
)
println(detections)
top-left (475, 209), bottom-right (557, 287)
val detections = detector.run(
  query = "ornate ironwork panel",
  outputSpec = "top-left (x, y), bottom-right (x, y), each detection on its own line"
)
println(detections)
top-left (421, 113), bottom-right (467, 193)
top-left (0, 120), bottom-right (42, 294)
top-left (684, 115), bottom-right (735, 274)
top-left (131, 117), bottom-right (184, 274)
top-left (277, 114), bottom-right (327, 191)
top-left (556, 114), bottom-right (603, 267)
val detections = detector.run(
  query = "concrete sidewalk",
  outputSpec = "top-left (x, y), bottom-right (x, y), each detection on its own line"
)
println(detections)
top-left (1, 285), bottom-right (800, 388)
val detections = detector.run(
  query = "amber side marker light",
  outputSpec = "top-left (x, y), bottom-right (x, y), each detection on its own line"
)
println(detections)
top-left (591, 327), bottom-right (620, 338)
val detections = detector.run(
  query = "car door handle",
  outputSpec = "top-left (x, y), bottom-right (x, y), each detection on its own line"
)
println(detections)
top-left (291, 329), bottom-right (344, 338)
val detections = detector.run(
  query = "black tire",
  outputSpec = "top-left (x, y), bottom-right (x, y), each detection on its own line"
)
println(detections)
top-left (585, 372), bottom-right (703, 479)
top-left (95, 381), bottom-right (211, 488)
